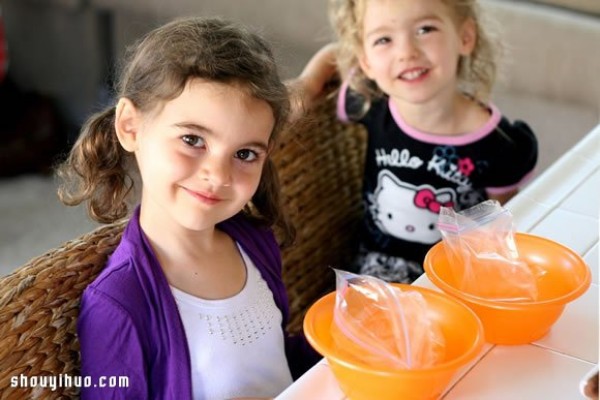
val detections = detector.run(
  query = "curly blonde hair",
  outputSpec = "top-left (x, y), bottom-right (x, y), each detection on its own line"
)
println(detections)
top-left (329, 0), bottom-right (500, 105)
top-left (57, 17), bottom-right (295, 245)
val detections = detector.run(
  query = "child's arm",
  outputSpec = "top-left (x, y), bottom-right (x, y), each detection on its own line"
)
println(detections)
top-left (78, 289), bottom-right (148, 399)
top-left (485, 120), bottom-right (537, 205)
top-left (299, 43), bottom-right (339, 105)
top-left (487, 189), bottom-right (518, 205)
top-left (288, 43), bottom-right (339, 121)
top-left (284, 331), bottom-right (322, 380)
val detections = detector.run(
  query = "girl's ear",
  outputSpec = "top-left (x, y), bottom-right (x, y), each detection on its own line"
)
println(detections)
top-left (459, 17), bottom-right (477, 56)
top-left (115, 98), bottom-right (142, 152)
top-left (358, 53), bottom-right (375, 80)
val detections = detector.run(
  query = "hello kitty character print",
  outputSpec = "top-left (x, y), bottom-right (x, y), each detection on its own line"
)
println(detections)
top-left (339, 87), bottom-right (538, 283)
top-left (369, 170), bottom-right (455, 245)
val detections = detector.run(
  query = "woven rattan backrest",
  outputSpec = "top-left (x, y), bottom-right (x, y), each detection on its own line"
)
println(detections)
top-left (0, 95), bottom-right (366, 398)
top-left (273, 97), bottom-right (367, 331)
top-left (0, 221), bottom-right (126, 399)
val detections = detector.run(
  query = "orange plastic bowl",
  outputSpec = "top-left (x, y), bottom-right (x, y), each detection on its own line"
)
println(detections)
top-left (303, 284), bottom-right (484, 400)
top-left (424, 233), bottom-right (591, 345)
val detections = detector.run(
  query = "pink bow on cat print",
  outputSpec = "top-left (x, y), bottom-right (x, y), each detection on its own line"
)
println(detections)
top-left (414, 189), bottom-right (454, 214)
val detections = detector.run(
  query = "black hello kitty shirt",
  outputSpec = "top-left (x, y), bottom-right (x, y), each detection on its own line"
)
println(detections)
top-left (338, 86), bottom-right (538, 265)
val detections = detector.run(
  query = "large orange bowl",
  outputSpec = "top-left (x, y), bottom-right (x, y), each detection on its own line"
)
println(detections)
top-left (424, 233), bottom-right (591, 345)
top-left (303, 284), bottom-right (484, 400)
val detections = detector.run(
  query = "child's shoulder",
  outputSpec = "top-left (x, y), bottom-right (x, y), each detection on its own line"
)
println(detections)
top-left (480, 110), bottom-right (538, 171)
top-left (84, 249), bottom-right (144, 309)
top-left (469, 101), bottom-right (536, 146)
top-left (494, 113), bottom-right (537, 147)
top-left (83, 214), bottom-right (154, 311)
top-left (496, 114), bottom-right (535, 135)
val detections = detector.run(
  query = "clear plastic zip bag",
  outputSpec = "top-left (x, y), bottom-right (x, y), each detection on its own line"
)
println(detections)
top-left (331, 269), bottom-right (445, 370)
top-left (437, 200), bottom-right (542, 301)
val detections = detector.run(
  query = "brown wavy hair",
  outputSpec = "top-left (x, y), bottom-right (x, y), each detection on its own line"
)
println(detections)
top-left (57, 17), bottom-right (295, 245)
top-left (329, 0), bottom-right (500, 106)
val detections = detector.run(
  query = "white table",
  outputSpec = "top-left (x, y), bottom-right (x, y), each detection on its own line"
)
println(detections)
top-left (277, 124), bottom-right (600, 399)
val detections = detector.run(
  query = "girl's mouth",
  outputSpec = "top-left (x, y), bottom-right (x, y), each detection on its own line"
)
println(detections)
top-left (399, 68), bottom-right (428, 81)
top-left (184, 188), bottom-right (223, 205)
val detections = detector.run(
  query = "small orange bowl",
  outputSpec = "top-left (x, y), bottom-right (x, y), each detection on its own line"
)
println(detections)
top-left (303, 284), bottom-right (484, 400)
top-left (424, 233), bottom-right (591, 345)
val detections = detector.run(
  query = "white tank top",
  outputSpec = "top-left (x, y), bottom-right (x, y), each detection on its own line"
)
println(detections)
top-left (171, 245), bottom-right (293, 400)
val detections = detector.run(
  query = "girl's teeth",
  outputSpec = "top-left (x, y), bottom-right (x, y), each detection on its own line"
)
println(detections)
top-left (402, 69), bottom-right (426, 80)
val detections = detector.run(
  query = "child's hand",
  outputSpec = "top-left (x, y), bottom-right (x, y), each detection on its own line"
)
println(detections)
top-left (287, 43), bottom-right (339, 122)
top-left (487, 189), bottom-right (518, 205)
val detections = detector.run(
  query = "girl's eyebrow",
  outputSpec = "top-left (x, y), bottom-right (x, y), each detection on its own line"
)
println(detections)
top-left (365, 26), bottom-right (389, 38)
top-left (364, 25), bottom-right (392, 40)
top-left (174, 122), bottom-right (211, 133)
top-left (413, 14), bottom-right (444, 25)
top-left (364, 14), bottom-right (443, 38)
top-left (174, 122), bottom-right (269, 151)
top-left (240, 141), bottom-right (270, 152)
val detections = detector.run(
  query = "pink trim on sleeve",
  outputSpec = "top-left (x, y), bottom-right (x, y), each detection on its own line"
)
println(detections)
top-left (388, 98), bottom-right (502, 145)
top-left (486, 169), bottom-right (536, 195)
top-left (336, 78), bottom-right (351, 123)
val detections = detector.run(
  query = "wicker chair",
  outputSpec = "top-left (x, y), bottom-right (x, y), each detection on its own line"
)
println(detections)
top-left (0, 96), bottom-right (367, 399)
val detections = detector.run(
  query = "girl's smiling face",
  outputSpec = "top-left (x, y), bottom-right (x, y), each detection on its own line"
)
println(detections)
top-left (116, 78), bottom-right (275, 234)
top-left (358, 0), bottom-right (476, 106)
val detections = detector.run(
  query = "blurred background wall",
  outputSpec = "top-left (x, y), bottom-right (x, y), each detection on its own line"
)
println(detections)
top-left (1, 0), bottom-right (599, 275)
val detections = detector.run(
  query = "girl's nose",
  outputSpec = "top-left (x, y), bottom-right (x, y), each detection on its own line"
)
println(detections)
top-left (200, 156), bottom-right (232, 187)
top-left (396, 35), bottom-right (419, 61)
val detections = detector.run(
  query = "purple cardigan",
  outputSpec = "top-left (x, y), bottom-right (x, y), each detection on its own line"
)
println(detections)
top-left (77, 207), bottom-right (320, 399)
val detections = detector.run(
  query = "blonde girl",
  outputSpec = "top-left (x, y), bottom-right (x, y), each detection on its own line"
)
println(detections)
top-left (58, 17), bottom-right (319, 399)
top-left (296, 0), bottom-right (538, 283)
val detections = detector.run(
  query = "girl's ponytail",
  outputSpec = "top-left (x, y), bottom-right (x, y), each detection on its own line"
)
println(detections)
top-left (57, 106), bottom-right (135, 223)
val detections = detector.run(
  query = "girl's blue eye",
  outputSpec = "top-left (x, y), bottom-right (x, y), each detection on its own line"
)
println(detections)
top-left (373, 37), bottom-right (391, 46)
top-left (236, 149), bottom-right (258, 162)
top-left (416, 25), bottom-right (437, 35)
top-left (182, 135), bottom-right (205, 148)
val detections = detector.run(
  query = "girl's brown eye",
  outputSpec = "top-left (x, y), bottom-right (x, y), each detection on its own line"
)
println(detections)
top-left (236, 149), bottom-right (258, 162)
top-left (182, 135), bottom-right (205, 148)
